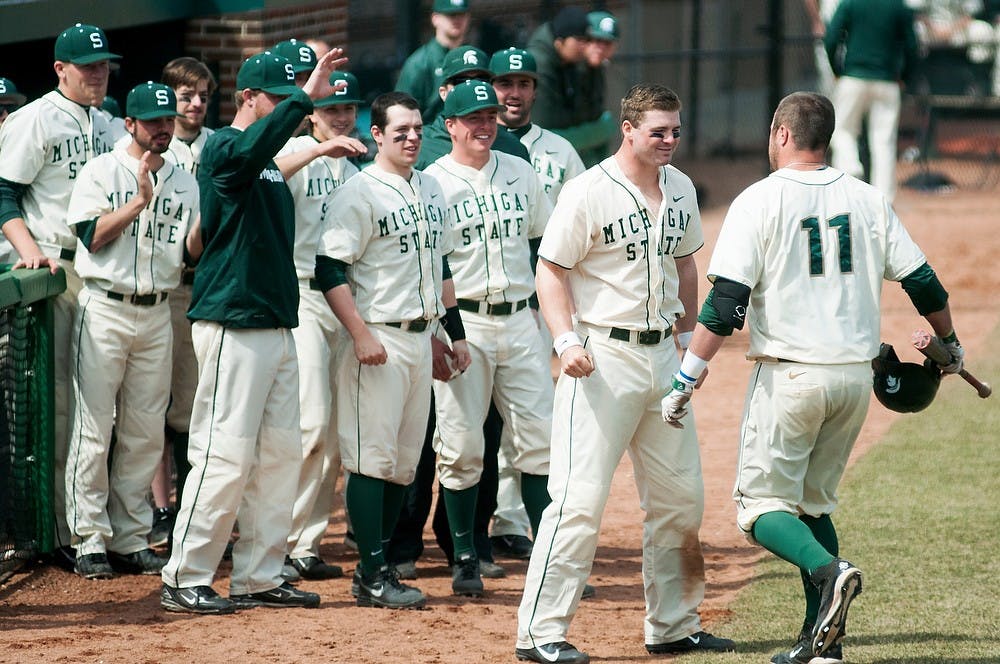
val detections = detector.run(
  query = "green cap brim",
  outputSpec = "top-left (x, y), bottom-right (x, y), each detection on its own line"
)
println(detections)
top-left (290, 63), bottom-right (314, 74)
top-left (133, 110), bottom-right (183, 120)
top-left (0, 94), bottom-right (26, 105)
top-left (69, 51), bottom-right (122, 64)
top-left (315, 95), bottom-right (362, 107)
top-left (259, 84), bottom-right (301, 97)
top-left (446, 101), bottom-right (503, 118)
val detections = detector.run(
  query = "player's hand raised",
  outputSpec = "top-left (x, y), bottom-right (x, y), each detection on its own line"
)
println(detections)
top-left (303, 47), bottom-right (349, 101)
top-left (136, 151), bottom-right (154, 205)
top-left (354, 328), bottom-right (387, 365)
top-left (561, 345), bottom-right (594, 378)
top-left (317, 135), bottom-right (367, 159)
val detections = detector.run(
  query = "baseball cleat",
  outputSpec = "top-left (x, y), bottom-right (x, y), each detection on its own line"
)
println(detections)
top-left (356, 565), bottom-right (427, 609)
top-left (230, 581), bottom-right (320, 608)
top-left (107, 548), bottom-right (167, 575)
top-left (490, 534), bottom-right (533, 559)
top-left (645, 631), bottom-right (736, 654)
top-left (74, 552), bottom-right (115, 580)
top-left (770, 629), bottom-right (843, 664)
top-left (161, 584), bottom-right (236, 614)
top-left (515, 641), bottom-right (590, 663)
top-left (290, 555), bottom-right (343, 580)
top-left (451, 554), bottom-right (484, 597)
top-left (580, 583), bottom-right (596, 600)
top-left (148, 507), bottom-right (175, 547)
top-left (810, 558), bottom-right (862, 655)
top-left (479, 559), bottom-right (506, 579)
top-left (393, 560), bottom-right (418, 580)
top-left (280, 556), bottom-right (301, 582)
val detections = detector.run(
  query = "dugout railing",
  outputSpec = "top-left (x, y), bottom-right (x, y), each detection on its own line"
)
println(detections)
top-left (0, 266), bottom-right (65, 583)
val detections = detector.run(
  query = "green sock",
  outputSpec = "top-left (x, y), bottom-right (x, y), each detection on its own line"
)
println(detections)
top-left (381, 480), bottom-right (409, 541)
top-left (442, 485), bottom-right (478, 559)
top-left (752, 511), bottom-right (835, 572)
top-left (799, 514), bottom-right (839, 626)
top-left (346, 473), bottom-right (385, 575)
top-left (520, 473), bottom-right (551, 537)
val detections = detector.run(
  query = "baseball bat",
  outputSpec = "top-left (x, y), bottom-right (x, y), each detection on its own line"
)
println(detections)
top-left (911, 329), bottom-right (992, 398)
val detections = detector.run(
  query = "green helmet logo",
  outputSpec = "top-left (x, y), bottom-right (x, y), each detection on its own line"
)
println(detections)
top-left (872, 343), bottom-right (941, 413)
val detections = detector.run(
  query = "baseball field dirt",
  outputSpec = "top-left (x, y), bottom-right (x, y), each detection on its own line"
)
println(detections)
top-left (1, 158), bottom-right (995, 663)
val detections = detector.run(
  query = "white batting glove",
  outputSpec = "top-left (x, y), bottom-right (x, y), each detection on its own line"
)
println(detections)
top-left (661, 372), bottom-right (697, 429)
top-left (940, 332), bottom-right (965, 374)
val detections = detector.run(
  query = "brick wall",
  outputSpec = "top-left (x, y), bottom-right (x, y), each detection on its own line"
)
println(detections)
top-left (184, 1), bottom-right (348, 122)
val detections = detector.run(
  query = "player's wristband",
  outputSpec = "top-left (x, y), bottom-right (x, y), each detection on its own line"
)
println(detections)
top-left (677, 331), bottom-right (693, 350)
top-left (441, 306), bottom-right (466, 342)
top-left (941, 330), bottom-right (958, 344)
top-left (679, 350), bottom-right (708, 382)
top-left (553, 331), bottom-right (583, 357)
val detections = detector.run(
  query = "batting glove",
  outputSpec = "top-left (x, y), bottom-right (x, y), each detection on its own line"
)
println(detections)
top-left (940, 332), bottom-right (965, 374)
top-left (661, 372), bottom-right (697, 429)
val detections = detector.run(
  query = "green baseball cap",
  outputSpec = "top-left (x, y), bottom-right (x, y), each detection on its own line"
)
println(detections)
top-left (587, 11), bottom-right (620, 41)
top-left (432, 0), bottom-right (470, 14)
top-left (236, 52), bottom-right (300, 96)
top-left (315, 71), bottom-right (363, 107)
top-left (489, 48), bottom-right (537, 80)
top-left (0, 77), bottom-right (26, 106)
top-left (272, 39), bottom-right (317, 74)
top-left (441, 45), bottom-right (491, 83)
top-left (442, 79), bottom-right (503, 118)
top-left (126, 82), bottom-right (182, 121)
top-left (101, 95), bottom-right (123, 118)
top-left (54, 23), bottom-right (121, 64)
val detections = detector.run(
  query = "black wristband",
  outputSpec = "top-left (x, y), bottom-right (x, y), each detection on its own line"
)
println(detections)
top-left (441, 305), bottom-right (466, 342)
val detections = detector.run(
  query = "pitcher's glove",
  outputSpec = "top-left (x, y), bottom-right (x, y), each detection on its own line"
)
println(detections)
top-left (661, 372), bottom-right (697, 429)
top-left (940, 332), bottom-right (964, 374)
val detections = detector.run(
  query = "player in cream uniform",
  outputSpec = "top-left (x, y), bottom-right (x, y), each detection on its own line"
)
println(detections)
top-left (424, 80), bottom-right (554, 597)
top-left (489, 47), bottom-right (585, 555)
top-left (316, 91), bottom-right (469, 609)
top-left (0, 24), bottom-right (125, 563)
top-left (64, 82), bottom-right (198, 579)
top-left (275, 71), bottom-right (366, 580)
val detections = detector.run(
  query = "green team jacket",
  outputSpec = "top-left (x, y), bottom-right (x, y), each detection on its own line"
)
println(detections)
top-left (526, 23), bottom-right (616, 167)
top-left (396, 38), bottom-right (449, 124)
top-left (416, 116), bottom-right (530, 170)
top-left (189, 89), bottom-right (314, 329)
top-left (824, 0), bottom-right (919, 82)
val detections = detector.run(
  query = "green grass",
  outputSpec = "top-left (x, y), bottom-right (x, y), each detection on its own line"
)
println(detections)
top-left (680, 325), bottom-right (1000, 664)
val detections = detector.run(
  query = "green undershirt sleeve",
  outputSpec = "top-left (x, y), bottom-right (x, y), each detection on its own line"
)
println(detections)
top-left (900, 262), bottom-right (948, 315)
top-left (75, 218), bottom-right (98, 251)
top-left (0, 178), bottom-right (27, 227)
top-left (697, 287), bottom-right (736, 337)
top-left (314, 255), bottom-right (349, 292)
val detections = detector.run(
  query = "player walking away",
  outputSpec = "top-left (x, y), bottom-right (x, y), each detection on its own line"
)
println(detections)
top-left (146, 57), bottom-right (218, 550)
top-left (160, 49), bottom-right (346, 615)
top-left (516, 84), bottom-right (735, 664)
top-left (417, 45), bottom-right (530, 169)
top-left (824, 0), bottom-right (918, 202)
top-left (396, 0), bottom-right (472, 125)
top-left (0, 23), bottom-right (125, 571)
top-left (315, 91), bottom-right (470, 610)
top-left (274, 70), bottom-right (367, 581)
top-left (661, 91), bottom-right (965, 664)
top-left (0, 77), bottom-right (26, 126)
top-left (424, 80), bottom-right (554, 598)
top-left (64, 82), bottom-right (198, 580)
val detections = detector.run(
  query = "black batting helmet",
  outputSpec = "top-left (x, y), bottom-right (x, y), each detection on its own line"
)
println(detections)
top-left (872, 343), bottom-right (941, 413)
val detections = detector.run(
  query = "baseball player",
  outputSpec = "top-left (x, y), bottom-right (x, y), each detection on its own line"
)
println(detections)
top-left (274, 70), bottom-right (366, 580)
top-left (516, 84), bottom-right (735, 663)
top-left (160, 50), bottom-right (346, 614)
top-left (661, 91), bottom-right (964, 664)
top-left (423, 79), bottom-right (553, 598)
top-left (488, 47), bottom-right (585, 557)
top-left (316, 91), bottom-right (470, 609)
top-left (64, 82), bottom-right (198, 579)
top-left (0, 23), bottom-right (125, 570)
top-left (395, 0), bottom-right (472, 124)
top-left (146, 56), bottom-right (218, 549)
top-left (0, 77), bottom-right (26, 126)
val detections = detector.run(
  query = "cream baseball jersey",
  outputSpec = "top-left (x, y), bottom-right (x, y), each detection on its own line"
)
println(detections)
top-left (68, 145), bottom-right (198, 293)
top-left (708, 166), bottom-right (926, 364)
top-left (281, 135), bottom-right (359, 278)
top-left (516, 124), bottom-right (585, 204)
top-left (424, 151), bottom-right (551, 304)
top-left (0, 90), bottom-right (124, 254)
top-left (164, 127), bottom-right (214, 178)
top-left (318, 163), bottom-right (451, 322)
top-left (539, 157), bottom-right (703, 330)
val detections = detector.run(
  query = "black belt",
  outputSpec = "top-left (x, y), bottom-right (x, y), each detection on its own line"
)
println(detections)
top-left (182, 270), bottom-right (195, 286)
top-left (106, 291), bottom-right (168, 306)
top-left (60, 248), bottom-right (75, 261)
top-left (384, 319), bottom-right (430, 333)
top-left (609, 326), bottom-right (671, 345)
top-left (457, 298), bottom-right (530, 316)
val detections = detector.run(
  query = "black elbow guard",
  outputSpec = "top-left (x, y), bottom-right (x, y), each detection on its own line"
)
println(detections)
top-left (711, 277), bottom-right (751, 330)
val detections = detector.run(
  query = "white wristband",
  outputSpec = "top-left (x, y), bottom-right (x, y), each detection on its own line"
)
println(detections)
top-left (553, 331), bottom-right (583, 357)
top-left (679, 350), bottom-right (708, 381)
top-left (677, 331), bottom-right (693, 350)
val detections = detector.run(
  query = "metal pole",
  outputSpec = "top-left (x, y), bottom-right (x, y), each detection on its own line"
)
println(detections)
top-left (688, 0), bottom-right (701, 155)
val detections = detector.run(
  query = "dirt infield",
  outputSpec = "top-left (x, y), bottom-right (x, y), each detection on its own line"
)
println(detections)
top-left (1, 159), bottom-right (996, 664)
